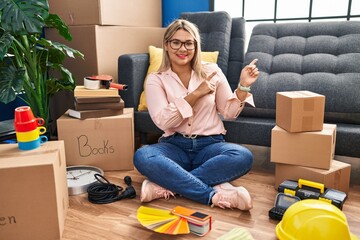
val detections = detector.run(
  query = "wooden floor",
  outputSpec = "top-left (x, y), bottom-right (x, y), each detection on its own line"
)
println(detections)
top-left (61, 168), bottom-right (360, 240)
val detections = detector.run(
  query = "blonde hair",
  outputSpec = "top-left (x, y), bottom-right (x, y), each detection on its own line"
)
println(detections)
top-left (158, 19), bottom-right (207, 79)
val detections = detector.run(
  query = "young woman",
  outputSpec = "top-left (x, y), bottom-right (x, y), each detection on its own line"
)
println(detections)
top-left (134, 19), bottom-right (259, 210)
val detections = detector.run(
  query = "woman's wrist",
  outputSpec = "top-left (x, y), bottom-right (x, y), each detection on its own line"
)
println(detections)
top-left (235, 88), bottom-right (248, 102)
top-left (238, 82), bottom-right (251, 92)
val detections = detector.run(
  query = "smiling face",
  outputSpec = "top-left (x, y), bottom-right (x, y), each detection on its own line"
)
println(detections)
top-left (165, 29), bottom-right (196, 69)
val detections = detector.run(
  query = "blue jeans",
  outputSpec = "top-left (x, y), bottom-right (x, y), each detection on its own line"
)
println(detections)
top-left (133, 134), bottom-right (253, 205)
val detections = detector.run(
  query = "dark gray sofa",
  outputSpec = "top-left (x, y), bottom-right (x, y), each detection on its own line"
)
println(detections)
top-left (225, 21), bottom-right (360, 160)
top-left (118, 14), bottom-right (360, 161)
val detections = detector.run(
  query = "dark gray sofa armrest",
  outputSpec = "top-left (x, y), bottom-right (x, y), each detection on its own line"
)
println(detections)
top-left (118, 53), bottom-right (149, 110)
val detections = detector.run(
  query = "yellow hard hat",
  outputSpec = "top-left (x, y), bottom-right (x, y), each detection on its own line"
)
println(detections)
top-left (276, 199), bottom-right (358, 240)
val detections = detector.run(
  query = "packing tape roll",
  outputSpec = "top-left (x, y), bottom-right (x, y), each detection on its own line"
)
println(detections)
top-left (84, 77), bottom-right (100, 90)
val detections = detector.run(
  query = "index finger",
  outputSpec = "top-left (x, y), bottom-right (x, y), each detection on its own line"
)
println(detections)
top-left (206, 71), bottom-right (217, 81)
top-left (249, 59), bottom-right (258, 66)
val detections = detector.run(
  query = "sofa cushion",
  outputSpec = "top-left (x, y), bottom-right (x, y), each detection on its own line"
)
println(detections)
top-left (181, 11), bottom-right (232, 76)
top-left (138, 46), bottom-right (219, 111)
top-left (227, 17), bottom-right (246, 91)
top-left (222, 117), bottom-right (360, 158)
top-left (243, 21), bottom-right (360, 124)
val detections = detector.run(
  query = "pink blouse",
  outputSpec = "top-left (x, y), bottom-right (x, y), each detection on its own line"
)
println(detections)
top-left (146, 62), bottom-right (255, 137)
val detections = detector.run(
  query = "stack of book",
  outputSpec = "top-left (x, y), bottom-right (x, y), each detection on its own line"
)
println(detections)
top-left (68, 86), bottom-right (125, 119)
top-left (137, 205), bottom-right (212, 236)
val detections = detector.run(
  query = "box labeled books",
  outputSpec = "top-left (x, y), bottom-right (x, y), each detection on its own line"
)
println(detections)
top-left (57, 108), bottom-right (134, 170)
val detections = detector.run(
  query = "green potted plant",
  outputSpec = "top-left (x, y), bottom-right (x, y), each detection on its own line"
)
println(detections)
top-left (0, 0), bottom-right (83, 129)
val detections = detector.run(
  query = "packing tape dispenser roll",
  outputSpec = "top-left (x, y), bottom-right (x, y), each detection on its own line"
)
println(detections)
top-left (84, 75), bottom-right (128, 90)
top-left (84, 77), bottom-right (101, 90)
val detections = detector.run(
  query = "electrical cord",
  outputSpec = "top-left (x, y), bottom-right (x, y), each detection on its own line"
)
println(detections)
top-left (87, 174), bottom-right (136, 204)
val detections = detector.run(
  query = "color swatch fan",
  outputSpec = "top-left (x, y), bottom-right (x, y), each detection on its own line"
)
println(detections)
top-left (137, 206), bottom-right (190, 235)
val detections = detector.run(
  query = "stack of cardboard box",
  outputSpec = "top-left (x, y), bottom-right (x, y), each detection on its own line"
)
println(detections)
top-left (271, 91), bottom-right (351, 194)
top-left (45, 0), bottom-right (165, 84)
top-left (47, 1), bottom-right (161, 170)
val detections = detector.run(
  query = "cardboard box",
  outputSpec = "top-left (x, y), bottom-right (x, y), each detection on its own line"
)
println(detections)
top-left (275, 160), bottom-right (351, 194)
top-left (48, 0), bottom-right (162, 27)
top-left (276, 91), bottom-right (325, 132)
top-left (270, 124), bottom-right (336, 169)
top-left (57, 108), bottom-right (134, 171)
top-left (45, 25), bottom-right (165, 84)
top-left (0, 141), bottom-right (68, 240)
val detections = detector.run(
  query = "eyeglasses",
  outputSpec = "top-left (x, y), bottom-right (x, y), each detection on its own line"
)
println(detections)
top-left (168, 39), bottom-right (196, 50)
